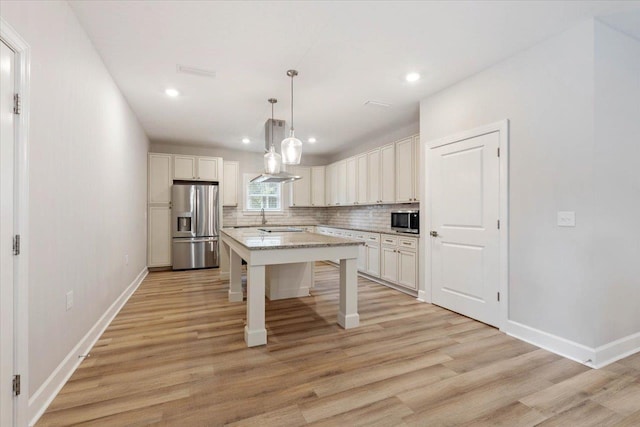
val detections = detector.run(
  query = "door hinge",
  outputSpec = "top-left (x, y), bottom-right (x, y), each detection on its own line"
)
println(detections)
top-left (497, 220), bottom-right (500, 230)
top-left (497, 292), bottom-right (500, 302)
top-left (497, 147), bottom-right (500, 157)
top-left (13, 374), bottom-right (21, 396)
top-left (13, 234), bottom-right (20, 255)
top-left (13, 93), bottom-right (21, 115)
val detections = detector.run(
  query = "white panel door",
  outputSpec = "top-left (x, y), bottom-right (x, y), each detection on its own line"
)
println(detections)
top-left (366, 244), bottom-right (380, 277)
top-left (336, 160), bottom-right (347, 205)
top-left (381, 246), bottom-right (398, 282)
top-left (430, 131), bottom-right (500, 327)
top-left (0, 40), bottom-right (15, 427)
top-left (197, 157), bottom-right (219, 180)
top-left (311, 166), bottom-right (325, 206)
top-left (398, 250), bottom-right (418, 290)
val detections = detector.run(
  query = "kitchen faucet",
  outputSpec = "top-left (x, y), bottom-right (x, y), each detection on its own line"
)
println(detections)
top-left (261, 207), bottom-right (267, 225)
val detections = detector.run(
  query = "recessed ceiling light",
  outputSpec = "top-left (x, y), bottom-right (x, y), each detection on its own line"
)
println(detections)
top-left (165, 88), bottom-right (180, 97)
top-left (308, 137), bottom-right (316, 143)
top-left (242, 138), bottom-right (250, 144)
top-left (405, 72), bottom-right (420, 82)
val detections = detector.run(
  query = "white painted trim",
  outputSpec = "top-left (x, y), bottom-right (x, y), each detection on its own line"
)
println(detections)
top-left (505, 320), bottom-right (595, 367)
top-left (1, 17), bottom-right (31, 427)
top-left (594, 331), bottom-right (640, 368)
top-left (28, 268), bottom-right (148, 427)
top-left (423, 120), bottom-right (510, 330)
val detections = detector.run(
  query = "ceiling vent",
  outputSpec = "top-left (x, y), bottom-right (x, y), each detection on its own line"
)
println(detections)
top-left (176, 64), bottom-right (216, 79)
top-left (364, 100), bottom-right (392, 108)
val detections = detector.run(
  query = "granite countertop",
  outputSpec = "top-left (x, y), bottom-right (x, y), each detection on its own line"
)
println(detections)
top-left (220, 227), bottom-right (363, 250)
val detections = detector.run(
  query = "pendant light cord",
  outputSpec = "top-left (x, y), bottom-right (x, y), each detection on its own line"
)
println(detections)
top-left (290, 73), bottom-right (294, 132)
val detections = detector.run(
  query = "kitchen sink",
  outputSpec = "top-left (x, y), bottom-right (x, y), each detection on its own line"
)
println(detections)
top-left (258, 227), bottom-right (305, 233)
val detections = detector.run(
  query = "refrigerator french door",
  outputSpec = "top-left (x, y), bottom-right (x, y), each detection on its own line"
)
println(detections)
top-left (172, 183), bottom-right (220, 270)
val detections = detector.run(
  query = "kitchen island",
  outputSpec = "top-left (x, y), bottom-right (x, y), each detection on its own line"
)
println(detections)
top-left (220, 227), bottom-right (362, 347)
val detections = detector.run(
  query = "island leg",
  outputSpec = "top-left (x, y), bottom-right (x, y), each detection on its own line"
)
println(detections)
top-left (245, 264), bottom-right (267, 347)
top-left (228, 249), bottom-right (243, 302)
top-left (338, 257), bottom-right (360, 329)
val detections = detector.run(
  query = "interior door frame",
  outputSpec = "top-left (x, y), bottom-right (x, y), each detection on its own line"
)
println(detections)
top-left (420, 120), bottom-right (509, 330)
top-left (1, 17), bottom-right (30, 427)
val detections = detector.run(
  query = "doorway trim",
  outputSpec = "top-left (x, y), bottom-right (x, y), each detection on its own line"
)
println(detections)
top-left (421, 120), bottom-right (509, 330)
top-left (1, 17), bottom-right (30, 427)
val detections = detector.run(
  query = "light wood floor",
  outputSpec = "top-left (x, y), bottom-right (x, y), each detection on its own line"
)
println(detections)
top-left (37, 263), bottom-right (640, 426)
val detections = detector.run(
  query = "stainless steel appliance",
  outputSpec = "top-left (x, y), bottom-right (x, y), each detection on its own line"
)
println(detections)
top-left (172, 182), bottom-right (219, 270)
top-left (391, 210), bottom-right (419, 234)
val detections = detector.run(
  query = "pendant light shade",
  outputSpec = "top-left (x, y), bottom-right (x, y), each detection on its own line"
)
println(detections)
top-left (281, 69), bottom-right (302, 165)
top-left (264, 98), bottom-right (282, 174)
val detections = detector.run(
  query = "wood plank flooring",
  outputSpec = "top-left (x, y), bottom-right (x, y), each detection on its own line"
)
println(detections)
top-left (37, 263), bottom-right (640, 426)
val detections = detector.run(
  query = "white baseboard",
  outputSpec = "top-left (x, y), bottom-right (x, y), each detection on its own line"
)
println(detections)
top-left (504, 320), bottom-right (596, 368)
top-left (28, 267), bottom-right (148, 426)
top-left (417, 289), bottom-right (429, 303)
top-left (594, 331), bottom-right (640, 368)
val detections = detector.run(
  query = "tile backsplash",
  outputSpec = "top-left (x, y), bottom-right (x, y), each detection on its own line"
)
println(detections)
top-left (223, 203), bottom-right (419, 232)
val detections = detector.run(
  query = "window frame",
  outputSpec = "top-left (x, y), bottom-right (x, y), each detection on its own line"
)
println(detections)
top-left (243, 173), bottom-right (284, 213)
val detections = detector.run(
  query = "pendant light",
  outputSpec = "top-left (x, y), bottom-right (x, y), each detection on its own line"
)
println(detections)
top-left (264, 98), bottom-right (282, 174)
top-left (281, 69), bottom-right (302, 165)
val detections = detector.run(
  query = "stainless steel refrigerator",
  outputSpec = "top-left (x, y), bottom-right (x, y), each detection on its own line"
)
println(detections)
top-left (172, 183), bottom-right (219, 270)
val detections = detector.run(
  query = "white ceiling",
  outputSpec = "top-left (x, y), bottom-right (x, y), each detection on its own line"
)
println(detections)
top-left (69, 0), bottom-right (639, 156)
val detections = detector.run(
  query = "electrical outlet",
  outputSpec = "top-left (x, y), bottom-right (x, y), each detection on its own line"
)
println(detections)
top-left (125, 254), bottom-right (129, 265)
top-left (557, 211), bottom-right (576, 227)
top-left (66, 291), bottom-right (74, 311)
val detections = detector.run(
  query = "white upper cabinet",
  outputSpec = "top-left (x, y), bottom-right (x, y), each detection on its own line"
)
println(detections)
top-left (395, 137), bottom-right (415, 202)
top-left (413, 134), bottom-right (420, 202)
top-left (367, 149), bottom-right (381, 204)
top-left (289, 166), bottom-right (312, 207)
top-left (325, 163), bottom-right (334, 206)
top-left (223, 160), bottom-right (239, 206)
top-left (380, 143), bottom-right (395, 203)
top-left (356, 154), bottom-right (368, 205)
top-left (148, 153), bottom-right (172, 204)
top-left (311, 166), bottom-right (325, 207)
top-left (336, 160), bottom-right (347, 205)
top-left (346, 156), bottom-right (357, 205)
top-left (173, 155), bottom-right (221, 181)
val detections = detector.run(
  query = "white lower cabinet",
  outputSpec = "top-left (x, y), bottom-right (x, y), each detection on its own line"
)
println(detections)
top-left (365, 235), bottom-right (380, 277)
top-left (148, 206), bottom-right (172, 267)
top-left (398, 249), bottom-right (418, 289)
top-left (381, 246), bottom-right (398, 282)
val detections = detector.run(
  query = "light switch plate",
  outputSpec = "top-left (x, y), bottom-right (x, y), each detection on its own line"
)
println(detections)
top-left (558, 211), bottom-right (576, 227)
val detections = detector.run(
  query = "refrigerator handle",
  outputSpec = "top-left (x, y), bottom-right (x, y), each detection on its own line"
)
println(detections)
top-left (194, 187), bottom-right (198, 234)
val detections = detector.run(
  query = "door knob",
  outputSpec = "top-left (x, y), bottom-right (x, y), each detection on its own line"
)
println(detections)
top-left (430, 231), bottom-right (439, 237)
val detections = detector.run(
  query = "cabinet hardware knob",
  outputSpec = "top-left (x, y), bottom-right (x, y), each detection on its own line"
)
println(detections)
top-left (430, 231), bottom-right (439, 237)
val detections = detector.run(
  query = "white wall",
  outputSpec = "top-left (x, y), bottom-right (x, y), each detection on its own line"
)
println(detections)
top-left (420, 17), bottom-right (640, 361)
top-left (593, 22), bottom-right (640, 347)
top-left (1, 0), bottom-right (149, 408)
top-left (421, 20), bottom-right (598, 347)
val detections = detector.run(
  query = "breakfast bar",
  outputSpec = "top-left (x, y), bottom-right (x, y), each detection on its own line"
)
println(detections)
top-left (220, 227), bottom-right (362, 347)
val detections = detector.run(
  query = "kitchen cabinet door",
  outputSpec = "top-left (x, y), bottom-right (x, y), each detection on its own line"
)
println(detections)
top-left (336, 160), bottom-right (347, 205)
top-left (223, 161), bottom-right (239, 206)
top-left (398, 249), bottom-right (418, 290)
top-left (381, 246), bottom-right (398, 283)
top-left (367, 149), bottom-right (381, 204)
top-left (366, 243), bottom-right (380, 277)
top-left (290, 166), bottom-right (311, 207)
top-left (356, 154), bottom-right (368, 205)
top-left (395, 137), bottom-right (415, 202)
top-left (148, 206), bottom-right (172, 267)
top-left (346, 156), bottom-right (357, 205)
top-left (380, 143), bottom-right (395, 203)
top-left (311, 166), bottom-right (325, 206)
top-left (413, 134), bottom-right (420, 202)
top-left (148, 153), bottom-right (172, 204)
top-left (198, 157), bottom-right (219, 181)
top-left (325, 163), bottom-right (334, 206)
top-left (357, 244), bottom-right (367, 272)
top-left (174, 156), bottom-right (196, 180)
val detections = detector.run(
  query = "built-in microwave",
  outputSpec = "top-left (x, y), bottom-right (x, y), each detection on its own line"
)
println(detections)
top-left (391, 210), bottom-right (419, 234)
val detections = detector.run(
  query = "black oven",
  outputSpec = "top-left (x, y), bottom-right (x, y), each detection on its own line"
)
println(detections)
top-left (391, 211), bottom-right (419, 234)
